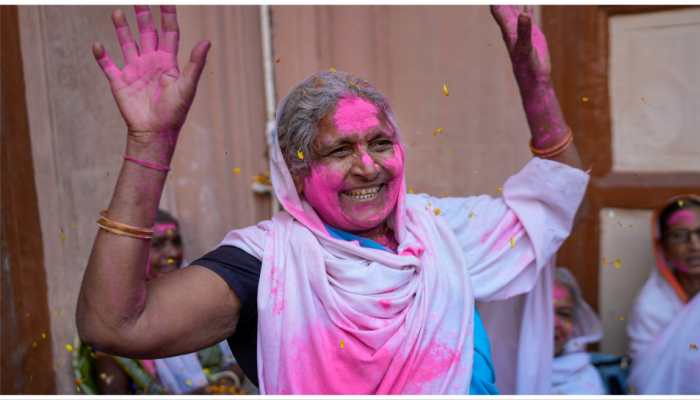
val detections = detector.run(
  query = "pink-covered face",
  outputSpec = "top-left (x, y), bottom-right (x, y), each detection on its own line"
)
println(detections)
top-left (663, 207), bottom-right (700, 275)
top-left (301, 96), bottom-right (404, 233)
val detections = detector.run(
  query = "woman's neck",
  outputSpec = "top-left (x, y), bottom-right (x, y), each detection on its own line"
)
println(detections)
top-left (675, 270), bottom-right (700, 299)
top-left (355, 223), bottom-right (398, 252)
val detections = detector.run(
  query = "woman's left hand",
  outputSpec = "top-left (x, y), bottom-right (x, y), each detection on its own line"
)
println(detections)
top-left (490, 6), bottom-right (551, 88)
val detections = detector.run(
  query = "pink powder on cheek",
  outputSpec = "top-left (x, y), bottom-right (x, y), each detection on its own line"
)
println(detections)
top-left (333, 96), bottom-right (380, 133)
top-left (553, 285), bottom-right (570, 301)
top-left (667, 209), bottom-right (698, 226)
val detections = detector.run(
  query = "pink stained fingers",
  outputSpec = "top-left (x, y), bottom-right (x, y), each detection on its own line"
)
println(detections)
top-left (159, 5), bottom-right (180, 56)
top-left (514, 13), bottom-right (533, 59)
top-left (180, 40), bottom-right (211, 101)
top-left (111, 9), bottom-right (140, 65)
top-left (92, 42), bottom-right (121, 83)
top-left (135, 5), bottom-right (158, 53)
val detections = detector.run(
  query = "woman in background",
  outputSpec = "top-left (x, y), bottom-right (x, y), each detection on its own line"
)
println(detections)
top-left (627, 195), bottom-right (700, 394)
top-left (551, 267), bottom-right (605, 394)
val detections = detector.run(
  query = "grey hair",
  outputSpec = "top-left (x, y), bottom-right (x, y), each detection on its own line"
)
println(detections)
top-left (276, 70), bottom-right (399, 178)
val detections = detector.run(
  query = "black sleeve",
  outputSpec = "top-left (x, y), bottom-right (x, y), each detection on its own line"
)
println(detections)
top-left (191, 245), bottom-right (261, 387)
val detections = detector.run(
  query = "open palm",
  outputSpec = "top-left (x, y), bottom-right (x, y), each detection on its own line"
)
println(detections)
top-left (93, 5), bottom-right (209, 143)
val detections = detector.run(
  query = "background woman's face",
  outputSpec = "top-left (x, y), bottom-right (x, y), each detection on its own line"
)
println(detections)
top-left (553, 281), bottom-right (575, 356)
top-left (147, 223), bottom-right (184, 281)
top-left (663, 206), bottom-right (700, 276)
top-left (301, 97), bottom-right (404, 232)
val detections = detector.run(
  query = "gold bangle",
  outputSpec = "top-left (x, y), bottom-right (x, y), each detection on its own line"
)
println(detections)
top-left (530, 128), bottom-right (574, 158)
top-left (97, 210), bottom-right (153, 239)
top-left (97, 221), bottom-right (152, 240)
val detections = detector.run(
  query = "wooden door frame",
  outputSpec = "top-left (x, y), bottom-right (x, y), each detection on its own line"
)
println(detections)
top-left (1, 5), bottom-right (56, 394)
top-left (542, 5), bottom-right (700, 310)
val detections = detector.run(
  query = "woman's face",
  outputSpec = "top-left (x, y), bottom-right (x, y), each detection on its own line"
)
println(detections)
top-left (147, 222), bottom-right (184, 281)
top-left (301, 96), bottom-right (404, 233)
top-left (553, 281), bottom-right (575, 356)
top-left (663, 206), bottom-right (700, 276)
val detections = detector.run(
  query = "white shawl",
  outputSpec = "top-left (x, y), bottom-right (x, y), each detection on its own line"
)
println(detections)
top-left (627, 268), bottom-right (700, 394)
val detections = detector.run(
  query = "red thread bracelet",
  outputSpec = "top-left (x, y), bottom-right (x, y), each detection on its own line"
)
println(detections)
top-left (123, 155), bottom-right (170, 172)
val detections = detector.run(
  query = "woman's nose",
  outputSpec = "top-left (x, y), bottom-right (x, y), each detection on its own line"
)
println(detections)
top-left (351, 150), bottom-right (380, 180)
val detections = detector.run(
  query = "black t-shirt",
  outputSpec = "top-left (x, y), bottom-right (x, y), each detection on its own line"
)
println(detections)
top-left (192, 245), bottom-right (262, 386)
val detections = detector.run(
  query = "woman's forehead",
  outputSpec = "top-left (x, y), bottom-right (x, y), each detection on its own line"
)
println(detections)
top-left (667, 207), bottom-right (700, 228)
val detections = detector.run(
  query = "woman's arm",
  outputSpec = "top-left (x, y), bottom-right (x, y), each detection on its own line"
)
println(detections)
top-left (490, 6), bottom-right (583, 172)
top-left (76, 5), bottom-right (239, 358)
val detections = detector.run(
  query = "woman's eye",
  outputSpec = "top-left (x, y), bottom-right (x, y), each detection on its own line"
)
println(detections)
top-left (371, 140), bottom-right (393, 150)
top-left (330, 147), bottom-right (351, 157)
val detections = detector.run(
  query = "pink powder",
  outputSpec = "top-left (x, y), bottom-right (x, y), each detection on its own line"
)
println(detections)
top-left (276, 322), bottom-right (460, 394)
top-left (667, 209), bottom-right (698, 226)
top-left (553, 284), bottom-right (570, 301)
top-left (153, 223), bottom-right (177, 236)
top-left (479, 211), bottom-right (523, 253)
top-left (333, 96), bottom-right (380, 133)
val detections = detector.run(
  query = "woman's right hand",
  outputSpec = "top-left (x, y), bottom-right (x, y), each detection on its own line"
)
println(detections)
top-left (93, 5), bottom-right (210, 155)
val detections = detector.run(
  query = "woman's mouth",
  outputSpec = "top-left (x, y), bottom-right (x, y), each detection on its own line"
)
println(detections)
top-left (342, 184), bottom-right (383, 202)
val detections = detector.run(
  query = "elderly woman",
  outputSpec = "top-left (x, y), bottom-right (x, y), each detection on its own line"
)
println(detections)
top-left (627, 196), bottom-right (700, 394)
top-left (551, 267), bottom-right (606, 394)
top-left (77, 5), bottom-right (588, 394)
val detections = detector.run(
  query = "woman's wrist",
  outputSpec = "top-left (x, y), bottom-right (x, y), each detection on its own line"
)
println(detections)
top-left (518, 79), bottom-right (569, 149)
top-left (125, 131), bottom-right (177, 166)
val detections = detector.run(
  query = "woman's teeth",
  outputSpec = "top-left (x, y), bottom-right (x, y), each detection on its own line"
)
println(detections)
top-left (345, 185), bottom-right (381, 200)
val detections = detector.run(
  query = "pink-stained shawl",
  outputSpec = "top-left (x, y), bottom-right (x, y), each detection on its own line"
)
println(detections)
top-left (218, 89), bottom-right (589, 394)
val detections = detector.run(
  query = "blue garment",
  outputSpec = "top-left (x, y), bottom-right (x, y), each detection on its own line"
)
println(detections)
top-left (324, 225), bottom-right (499, 394)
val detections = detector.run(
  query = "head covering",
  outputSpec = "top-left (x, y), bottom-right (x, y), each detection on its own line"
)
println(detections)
top-left (650, 195), bottom-right (700, 304)
top-left (220, 72), bottom-right (474, 394)
top-left (550, 268), bottom-right (605, 394)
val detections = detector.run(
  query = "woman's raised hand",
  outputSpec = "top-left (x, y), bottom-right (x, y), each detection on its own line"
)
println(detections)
top-left (93, 5), bottom-right (210, 150)
top-left (490, 5), bottom-right (551, 87)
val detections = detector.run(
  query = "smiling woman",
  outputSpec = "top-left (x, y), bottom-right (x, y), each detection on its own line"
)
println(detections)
top-left (76, 5), bottom-right (589, 395)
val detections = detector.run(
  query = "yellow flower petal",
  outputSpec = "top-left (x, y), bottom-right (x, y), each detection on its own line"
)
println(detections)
top-left (297, 150), bottom-right (305, 160)
top-left (340, 339), bottom-right (345, 349)
top-left (613, 258), bottom-right (622, 269)
top-left (329, 67), bottom-right (337, 73)
top-left (432, 127), bottom-right (443, 137)
top-left (442, 83), bottom-right (449, 96)
top-left (509, 237), bottom-right (516, 248)
top-left (232, 167), bottom-right (241, 175)
top-left (408, 186), bottom-right (415, 194)
top-left (65, 344), bottom-right (74, 352)
top-left (497, 186), bottom-right (503, 194)
top-left (434, 208), bottom-right (441, 216)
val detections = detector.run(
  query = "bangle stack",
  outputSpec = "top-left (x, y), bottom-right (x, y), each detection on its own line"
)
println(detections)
top-left (529, 127), bottom-right (574, 158)
top-left (97, 210), bottom-right (153, 240)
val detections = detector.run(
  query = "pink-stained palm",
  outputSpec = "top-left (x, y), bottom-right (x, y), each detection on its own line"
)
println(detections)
top-left (92, 5), bottom-right (210, 148)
